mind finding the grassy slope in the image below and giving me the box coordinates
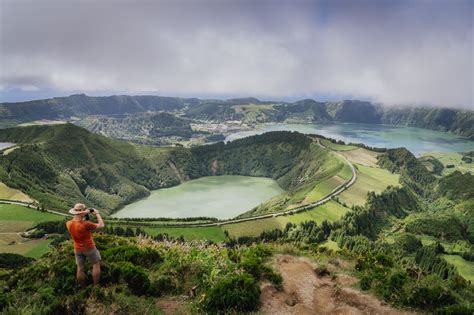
[321,139,357,151]
[442,255,474,282]
[0,182,34,202]
[424,152,474,175]
[340,148,379,167]
[338,164,400,207]
[223,201,350,238]
[303,176,345,202]
[242,145,348,217]
[0,204,63,222]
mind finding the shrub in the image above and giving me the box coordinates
[102,245,162,268]
[148,275,176,297]
[375,271,408,301]
[404,275,456,308]
[202,273,260,313]
[395,233,422,253]
[360,275,372,290]
[437,304,474,315]
[314,264,331,277]
[110,262,150,295]
[0,253,34,269]
[239,256,263,279]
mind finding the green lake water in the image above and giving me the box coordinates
[112,175,284,219]
[114,122,473,219]
[226,123,474,156]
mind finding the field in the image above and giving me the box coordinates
[284,201,350,225]
[0,204,63,257]
[321,139,357,151]
[340,148,380,167]
[423,152,474,175]
[0,204,63,223]
[0,183,35,202]
[442,255,474,282]
[303,176,345,203]
[338,164,400,207]
[223,201,350,238]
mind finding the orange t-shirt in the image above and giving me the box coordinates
[66,220,97,252]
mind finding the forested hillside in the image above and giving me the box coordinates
[1,94,473,138]
[75,112,193,144]
[0,125,332,214]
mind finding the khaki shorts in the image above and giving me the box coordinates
[75,248,101,267]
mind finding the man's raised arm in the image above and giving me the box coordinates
[93,209,105,229]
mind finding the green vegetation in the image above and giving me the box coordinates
[0,204,64,257]
[378,147,436,196]
[24,239,54,258]
[285,201,350,225]
[0,204,63,223]
[419,155,444,175]
[436,171,474,201]
[321,139,357,151]
[0,125,338,215]
[338,164,399,206]
[303,176,344,202]
[442,255,474,282]
[2,94,472,140]
[223,201,349,238]
[142,226,227,243]
[0,234,279,313]
[76,112,193,145]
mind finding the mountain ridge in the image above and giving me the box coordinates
[1,94,473,139]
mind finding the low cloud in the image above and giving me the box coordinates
[0,0,472,108]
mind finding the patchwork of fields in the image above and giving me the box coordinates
[423,152,474,175]
[4,138,470,284]
[223,201,350,238]
[0,204,63,258]
[338,164,400,207]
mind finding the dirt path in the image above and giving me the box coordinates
[260,255,414,315]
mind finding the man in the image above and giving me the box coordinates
[66,203,105,287]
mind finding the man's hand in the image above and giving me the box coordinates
[93,209,105,228]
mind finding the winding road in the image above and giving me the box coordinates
[0,138,357,228]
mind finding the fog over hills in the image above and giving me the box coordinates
[1,94,473,139]
[1,1,472,108]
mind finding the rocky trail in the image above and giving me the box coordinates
[260,254,413,315]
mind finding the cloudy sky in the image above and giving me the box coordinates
[0,0,472,108]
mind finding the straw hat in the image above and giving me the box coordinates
[69,203,89,215]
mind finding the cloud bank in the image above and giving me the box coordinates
[0,0,472,108]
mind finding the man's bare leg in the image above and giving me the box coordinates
[92,262,101,286]
[76,266,86,287]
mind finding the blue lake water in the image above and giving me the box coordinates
[0,143,15,150]
[226,123,474,156]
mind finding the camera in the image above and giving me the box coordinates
[85,208,95,220]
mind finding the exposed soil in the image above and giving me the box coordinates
[260,254,414,315]
[155,296,190,315]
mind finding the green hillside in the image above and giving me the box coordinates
[0,125,335,215]
[76,112,193,144]
[2,94,473,139]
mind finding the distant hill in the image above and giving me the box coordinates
[75,112,193,143]
[0,124,332,213]
[1,94,473,139]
